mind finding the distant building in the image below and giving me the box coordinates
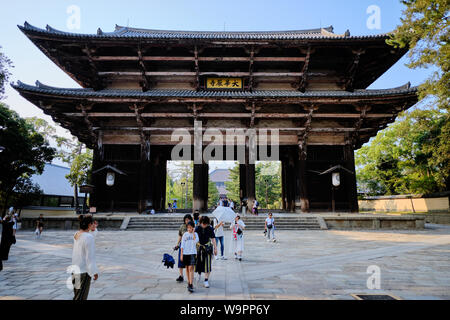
[209,169,230,198]
[28,163,83,208]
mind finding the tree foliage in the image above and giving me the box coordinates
[0,104,55,214]
[356,108,449,195]
[357,0,450,196]
[208,176,219,208]
[166,161,193,209]
[0,46,12,99]
[387,0,449,111]
[225,162,282,209]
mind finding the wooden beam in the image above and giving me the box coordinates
[248,46,255,91]
[98,71,307,77]
[62,112,396,119]
[92,56,306,62]
[298,46,311,92]
[137,45,151,91]
[344,49,365,91]
[194,46,200,91]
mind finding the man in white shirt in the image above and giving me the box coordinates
[72,215,99,300]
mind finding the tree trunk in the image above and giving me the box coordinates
[74,183,79,213]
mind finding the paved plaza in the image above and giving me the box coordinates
[1,224,450,300]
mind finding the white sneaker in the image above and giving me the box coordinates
[215,256,219,260]
[221,256,227,260]
[273,239,276,242]
[204,280,210,288]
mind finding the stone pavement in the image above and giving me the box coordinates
[1,224,450,300]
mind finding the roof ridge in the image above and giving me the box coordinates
[18,22,394,40]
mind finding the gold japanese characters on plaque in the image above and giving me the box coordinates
[205,77,243,89]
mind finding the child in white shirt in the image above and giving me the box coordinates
[180,221,199,293]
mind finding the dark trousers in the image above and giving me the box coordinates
[0,239,12,260]
[72,273,91,300]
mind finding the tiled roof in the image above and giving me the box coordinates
[12,81,417,99]
[19,22,390,40]
[29,163,75,196]
[210,169,231,182]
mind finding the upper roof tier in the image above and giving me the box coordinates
[18,22,406,91]
[20,22,361,40]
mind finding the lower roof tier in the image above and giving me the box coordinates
[12,81,418,150]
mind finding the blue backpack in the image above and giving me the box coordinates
[162,253,175,269]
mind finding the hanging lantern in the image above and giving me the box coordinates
[106,171,115,186]
[332,172,340,187]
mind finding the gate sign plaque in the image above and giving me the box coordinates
[206,77,243,89]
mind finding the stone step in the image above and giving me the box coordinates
[126,216,322,230]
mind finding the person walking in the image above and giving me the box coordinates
[195,216,217,288]
[229,200,235,211]
[174,214,193,283]
[71,214,99,300]
[265,213,276,242]
[252,200,259,216]
[193,211,200,227]
[0,215,15,262]
[230,215,246,261]
[180,221,199,293]
[35,214,44,239]
[213,217,226,260]
[172,200,177,213]
[11,208,20,236]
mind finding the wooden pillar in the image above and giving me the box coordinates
[193,162,208,213]
[294,148,309,213]
[281,158,286,210]
[89,147,101,210]
[239,163,247,203]
[287,150,296,212]
[344,143,359,213]
[161,157,167,212]
[246,163,256,208]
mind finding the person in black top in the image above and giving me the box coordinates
[194,216,217,288]
[0,215,15,262]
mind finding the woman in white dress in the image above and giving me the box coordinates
[229,215,246,261]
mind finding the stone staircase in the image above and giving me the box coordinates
[125,215,326,230]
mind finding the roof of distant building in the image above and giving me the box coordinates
[210,169,231,183]
[29,163,75,197]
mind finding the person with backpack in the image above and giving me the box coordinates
[195,216,217,288]
[180,221,199,293]
[230,215,246,261]
[265,213,276,242]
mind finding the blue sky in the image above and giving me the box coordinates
[0,0,432,170]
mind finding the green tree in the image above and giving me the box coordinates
[208,176,219,208]
[387,0,449,112]
[166,161,193,209]
[224,162,240,202]
[26,117,92,209]
[0,46,12,99]
[255,162,282,209]
[65,150,93,204]
[386,0,450,190]
[0,104,55,215]
[356,108,448,195]
[11,176,42,215]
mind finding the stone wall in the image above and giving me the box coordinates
[359,196,449,213]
